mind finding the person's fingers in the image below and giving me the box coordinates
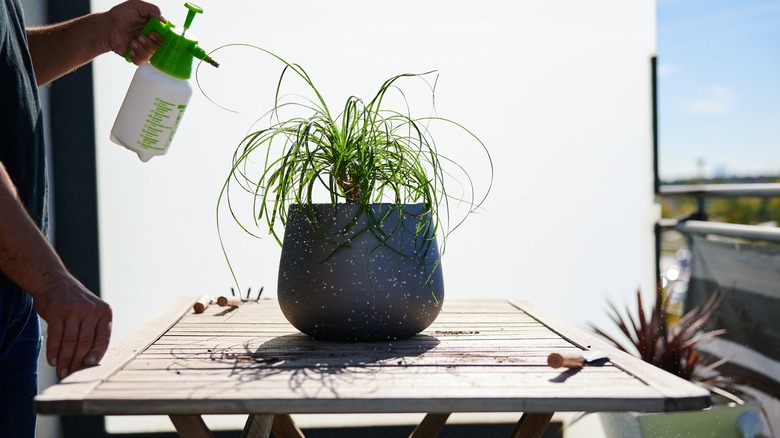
[130,32,162,65]
[69,316,99,375]
[142,32,162,51]
[85,316,112,366]
[105,0,165,59]
[56,317,81,379]
[45,317,64,367]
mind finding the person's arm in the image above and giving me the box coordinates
[27,0,164,85]
[0,164,111,380]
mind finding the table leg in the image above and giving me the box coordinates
[509,412,554,438]
[241,414,305,438]
[409,413,451,438]
[272,414,306,438]
[241,414,273,438]
[169,415,214,438]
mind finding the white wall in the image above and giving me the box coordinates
[92,0,657,431]
[92,0,658,353]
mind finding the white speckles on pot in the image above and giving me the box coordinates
[278,203,444,341]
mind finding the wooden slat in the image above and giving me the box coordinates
[74,393,669,416]
[101,367,640,389]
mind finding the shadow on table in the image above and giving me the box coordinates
[200,333,440,397]
[549,360,610,383]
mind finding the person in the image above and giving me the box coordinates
[1,0,163,435]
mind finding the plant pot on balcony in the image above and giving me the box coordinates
[599,396,763,438]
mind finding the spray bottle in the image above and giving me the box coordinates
[110,3,219,162]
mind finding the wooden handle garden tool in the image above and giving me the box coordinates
[547,350,609,369]
[192,295,212,313]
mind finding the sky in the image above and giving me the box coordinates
[657,0,780,181]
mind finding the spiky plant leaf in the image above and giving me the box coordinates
[592,286,724,380]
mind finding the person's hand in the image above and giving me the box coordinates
[32,277,112,379]
[102,0,165,65]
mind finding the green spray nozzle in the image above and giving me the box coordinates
[127,3,218,79]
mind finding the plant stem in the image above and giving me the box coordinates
[338,170,362,203]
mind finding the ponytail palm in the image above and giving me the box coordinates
[217,46,492,252]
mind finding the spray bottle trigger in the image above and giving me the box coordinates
[123,18,171,63]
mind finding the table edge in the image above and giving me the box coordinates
[509,299,712,412]
[35,295,197,415]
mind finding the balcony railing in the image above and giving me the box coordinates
[654,182,780,280]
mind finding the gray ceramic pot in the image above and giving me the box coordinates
[278,203,444,341]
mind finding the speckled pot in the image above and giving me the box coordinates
[277,203,444,341]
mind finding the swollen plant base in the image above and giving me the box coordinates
[277,203,444,341]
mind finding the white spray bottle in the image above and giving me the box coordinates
[110,3,218,162]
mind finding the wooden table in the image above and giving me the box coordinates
[35,298,710,438]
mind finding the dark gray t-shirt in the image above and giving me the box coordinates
[0,0,48,288]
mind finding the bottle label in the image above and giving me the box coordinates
[137,97,187,150]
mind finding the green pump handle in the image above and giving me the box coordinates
[182,2,203,29]
[124,3,218,79]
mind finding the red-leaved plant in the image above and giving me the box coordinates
[590,286,725,382]
[590,286,775,434]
